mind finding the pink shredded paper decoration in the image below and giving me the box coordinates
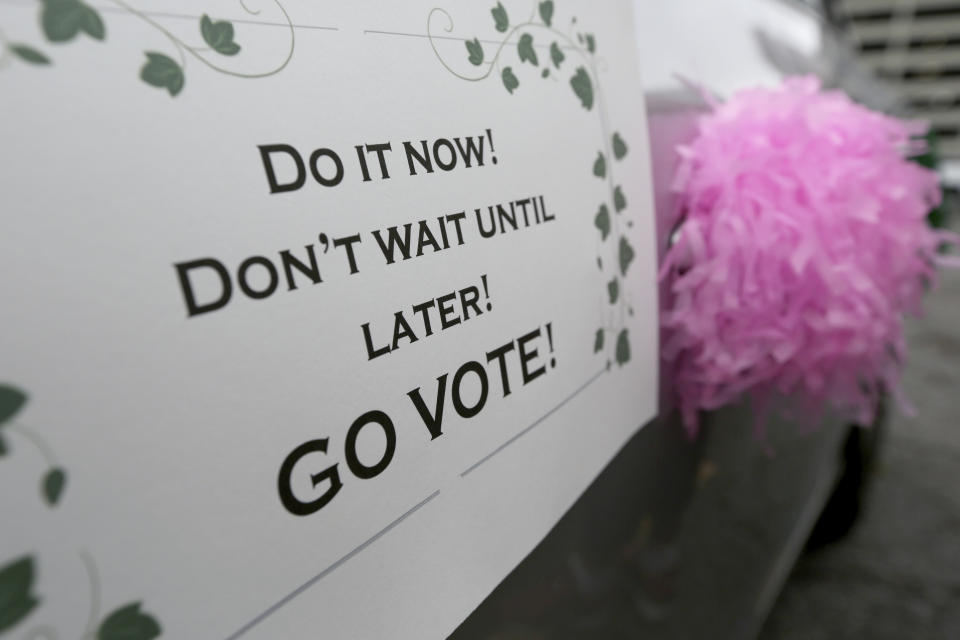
[661,76,957,434]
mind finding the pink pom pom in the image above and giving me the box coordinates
[661,76,955,435]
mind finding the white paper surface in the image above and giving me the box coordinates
[0,2,657,638]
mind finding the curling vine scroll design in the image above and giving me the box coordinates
[428,1,636,366]
[0,0,294,97]
[0,385,162,639]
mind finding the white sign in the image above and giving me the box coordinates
[0,1,657,638]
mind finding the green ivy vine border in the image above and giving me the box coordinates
[0,385,162,639]
[0,0,294,97]
[429,0,637,367]
[0,2,296,634]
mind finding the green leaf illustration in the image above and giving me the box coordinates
[619,235,635,276]
[594,329,604,353]
[612,132,628,159]
[541,68,549,78]
[501,66,519,94]
[614,185,627,212]
[517,33,538,66]
[539,1,554,26]
[40,0,84,42]
[140,52,184,97]
[593,151,606,178]
[97,602,161,640]
[615,329,631,365]
[613,185,627,213]
[491,2,509,32]
[41,0,104,42]
[465,38,484,66]
[607,278,619,304]
[570,66,593,110]
[550,41,564,68]
[10,45,51,65]
[43,468,66,506]
[80,5,104,40]
[0,434,7,457]
[594,204,610,240]
[0,386,27,426]
[200,14,241,56]
[0,556,39,634]
[585,34,596,53]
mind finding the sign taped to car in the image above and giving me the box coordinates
[0,1,657,637]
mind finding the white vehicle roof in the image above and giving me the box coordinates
[634,0,822,96]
